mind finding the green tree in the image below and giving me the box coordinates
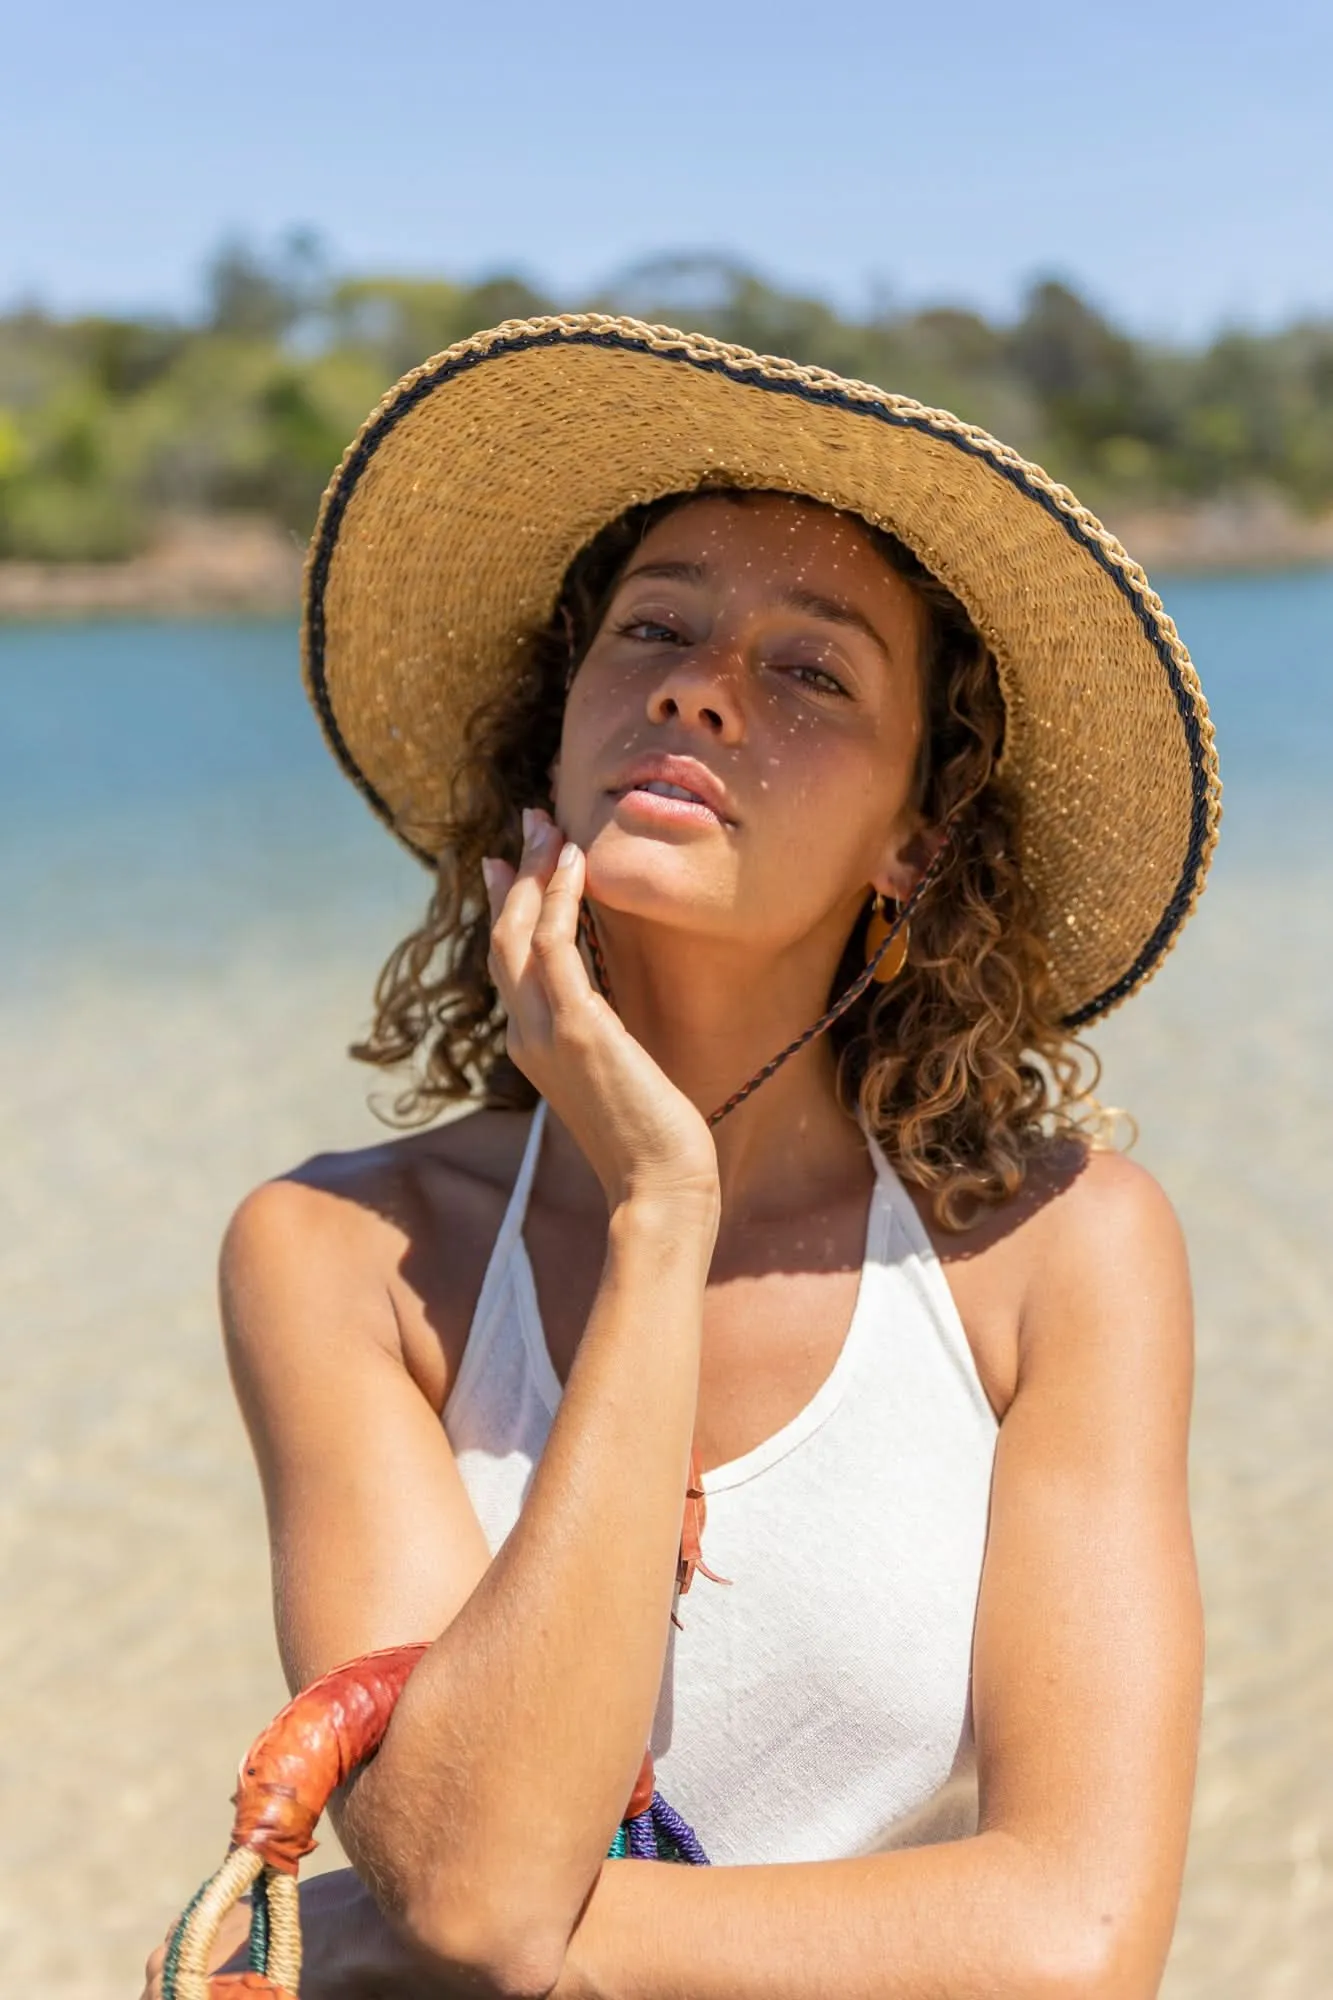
[3,249,1331,565]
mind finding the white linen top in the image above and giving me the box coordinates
[443,1101,998,1864]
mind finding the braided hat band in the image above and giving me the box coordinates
[303,313,1220,1027]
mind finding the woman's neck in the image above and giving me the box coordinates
[548,909,873,1218]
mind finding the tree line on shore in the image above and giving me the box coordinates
[2,235,1331,563]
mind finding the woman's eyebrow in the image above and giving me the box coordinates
[613,565,893,660]
[616,559,707,589]
[781,584,892,659]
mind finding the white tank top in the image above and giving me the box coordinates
[444,1102,999,1865]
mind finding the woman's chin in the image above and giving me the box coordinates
[582,829,729,929]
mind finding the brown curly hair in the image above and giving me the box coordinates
[351,488,1100,1228]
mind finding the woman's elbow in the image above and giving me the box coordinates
[1023,1908,1166,2000]
[400,1878,571,2000]
[988,1829,1174,2000]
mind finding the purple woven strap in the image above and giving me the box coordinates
[650,1790,710,1865]
[620,1790,710,1864]
[624,1808,658,1859]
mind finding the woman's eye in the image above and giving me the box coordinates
[618,618,682,644]
[787,664,849,696]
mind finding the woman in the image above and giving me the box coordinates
[147,316,1218,1999]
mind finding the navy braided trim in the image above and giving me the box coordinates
[305,323,1215,1026]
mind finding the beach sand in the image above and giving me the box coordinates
[2,856,1330,1998]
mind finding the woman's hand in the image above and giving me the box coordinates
[140,1868,444,2000]
[484,808,718,1215]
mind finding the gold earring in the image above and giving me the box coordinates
[865,893,910,985]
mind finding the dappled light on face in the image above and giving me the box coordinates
[548,491,931,956]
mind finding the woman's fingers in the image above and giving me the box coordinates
[482,812,544,1000]
[513,806,561,903]
[480,854,515,926]
[529,840,599,1022]
[141,1940,164,1998]
[485,808,598,1032]
[482,814,608,1094]
[486,809,559,984]
[482,814,718,1208]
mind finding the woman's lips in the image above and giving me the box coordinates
[613,781,728,829]
[607,756,736,828]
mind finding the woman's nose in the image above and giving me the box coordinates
[646,644,744,740]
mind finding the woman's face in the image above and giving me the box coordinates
[553,493,931,958]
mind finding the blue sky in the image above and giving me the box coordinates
[4,0,1331,340]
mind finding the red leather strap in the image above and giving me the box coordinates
[677,1443,730,1596]
[230,1453,728,1866]
[626,1749,656,1819]
[206,1978,299,1999]
[229,1643,429,1873]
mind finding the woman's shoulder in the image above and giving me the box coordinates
[926,1139,1186,1419]
[228,1104,535,1240]
[931,1134,1181,1269]
[1011,1142,1193,1411]
[220,1105,540,1398]
[1022,1140,1184,1271]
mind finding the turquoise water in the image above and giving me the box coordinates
[2,568,1330,985]
[0,620,419,988]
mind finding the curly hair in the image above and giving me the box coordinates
[350,488,1101,1228]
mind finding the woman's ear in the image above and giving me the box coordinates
[872,820,946,904]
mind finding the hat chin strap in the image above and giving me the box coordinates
[576,828,953,1131]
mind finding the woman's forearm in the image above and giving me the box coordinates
[285,1836,1145,2000]
[336,1188,717,1990]
[560,1836,1133,2000]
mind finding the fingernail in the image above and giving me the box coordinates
[521,807,536,844]
[557,841,580,870]
[481,857,497,895]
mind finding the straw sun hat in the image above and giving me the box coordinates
[302,312,1220,1028]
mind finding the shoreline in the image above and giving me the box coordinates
[2,501,1332,620]
[0,516,304,621]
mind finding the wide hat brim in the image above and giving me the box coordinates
[303,313,1220,1028]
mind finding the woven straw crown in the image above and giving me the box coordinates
[303,312,1220,1026]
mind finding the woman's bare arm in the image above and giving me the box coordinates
[223,1178,711,1991]
[541,1151,1201,2000]
[223,819,721,1997]
[218,805,1198,2000]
